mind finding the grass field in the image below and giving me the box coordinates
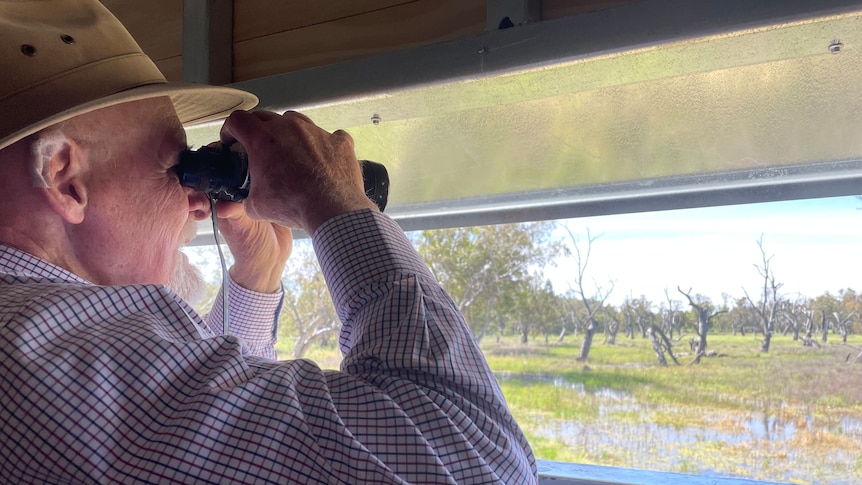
[276,333,862,484]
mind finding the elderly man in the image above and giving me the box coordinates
[0,1,536,484]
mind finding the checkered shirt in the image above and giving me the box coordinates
[0,209,537,484]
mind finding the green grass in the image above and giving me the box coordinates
[486,334,862,483]
[277,333,862,483]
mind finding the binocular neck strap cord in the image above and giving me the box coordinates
[209,196,231,335]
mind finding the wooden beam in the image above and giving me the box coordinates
[233,0,485,82]
[183,0,233,85]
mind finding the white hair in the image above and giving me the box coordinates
[28,102,137,187]
[29,129,69,188]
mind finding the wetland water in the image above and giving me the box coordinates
[497,373,862,484]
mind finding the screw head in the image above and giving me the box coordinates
[828,40,843,54]
[371,114,381,125]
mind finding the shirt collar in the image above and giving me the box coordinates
[0,244,89,284]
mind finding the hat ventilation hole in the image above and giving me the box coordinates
[20,44,36,56]
[60,34,75,45]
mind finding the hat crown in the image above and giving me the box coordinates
[0,0,257,151]
[0,0,163,100]
[0,0,169,147]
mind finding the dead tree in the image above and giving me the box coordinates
[646,324,680,366]
[662,288,684,340]
[623,296,652,339]
[784,296,808,341]
[602,307,621,345]
[557,315,568,343]
[562,226,614,362]
[832,311,856,344]
[802,308,829,345]
[821,312,830,343]
[744,235,784,353]
[620,297,638,339]
[678,287,725,364]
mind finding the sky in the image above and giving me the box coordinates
[543,196,862,306]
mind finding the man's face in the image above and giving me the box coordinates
[69,97,210,292]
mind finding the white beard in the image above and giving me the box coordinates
[168,220,206,304]
[168,250,206,305]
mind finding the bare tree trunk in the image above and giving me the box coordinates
[761,332,772,353]
[475,320,489,343]
[624,311,635,339]
[577,319,596,361]
[603,309,619,346]
[647,326,667,366]
[745,235,784,354]
[678,287,723,364]
[562,226,613,363]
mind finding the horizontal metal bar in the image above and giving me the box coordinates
[385,160,862,232]
[536,460,792,485]
[188,159,862,245]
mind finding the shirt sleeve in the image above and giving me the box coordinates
[314,209,538,481]
[204,275,282,360]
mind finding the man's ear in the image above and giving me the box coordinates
[38,136,88,225]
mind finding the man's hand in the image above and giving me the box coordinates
[215,200,292,293]
[219,110,378,235]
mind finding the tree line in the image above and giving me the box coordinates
[271,222,862,364]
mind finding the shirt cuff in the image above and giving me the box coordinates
[206,276,283,360]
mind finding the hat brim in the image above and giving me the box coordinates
[0,82,258,151]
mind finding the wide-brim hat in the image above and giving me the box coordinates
[0,0,259,151]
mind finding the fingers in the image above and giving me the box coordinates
[213,200,244,219]
[219,216,294,294]
[216,109,374,233]
[220,110,264,147]
[220,110,313,147]
[331,129,355,152]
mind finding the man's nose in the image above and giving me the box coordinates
[187,190,212,221]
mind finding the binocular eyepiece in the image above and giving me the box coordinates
[173,144,389,211]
